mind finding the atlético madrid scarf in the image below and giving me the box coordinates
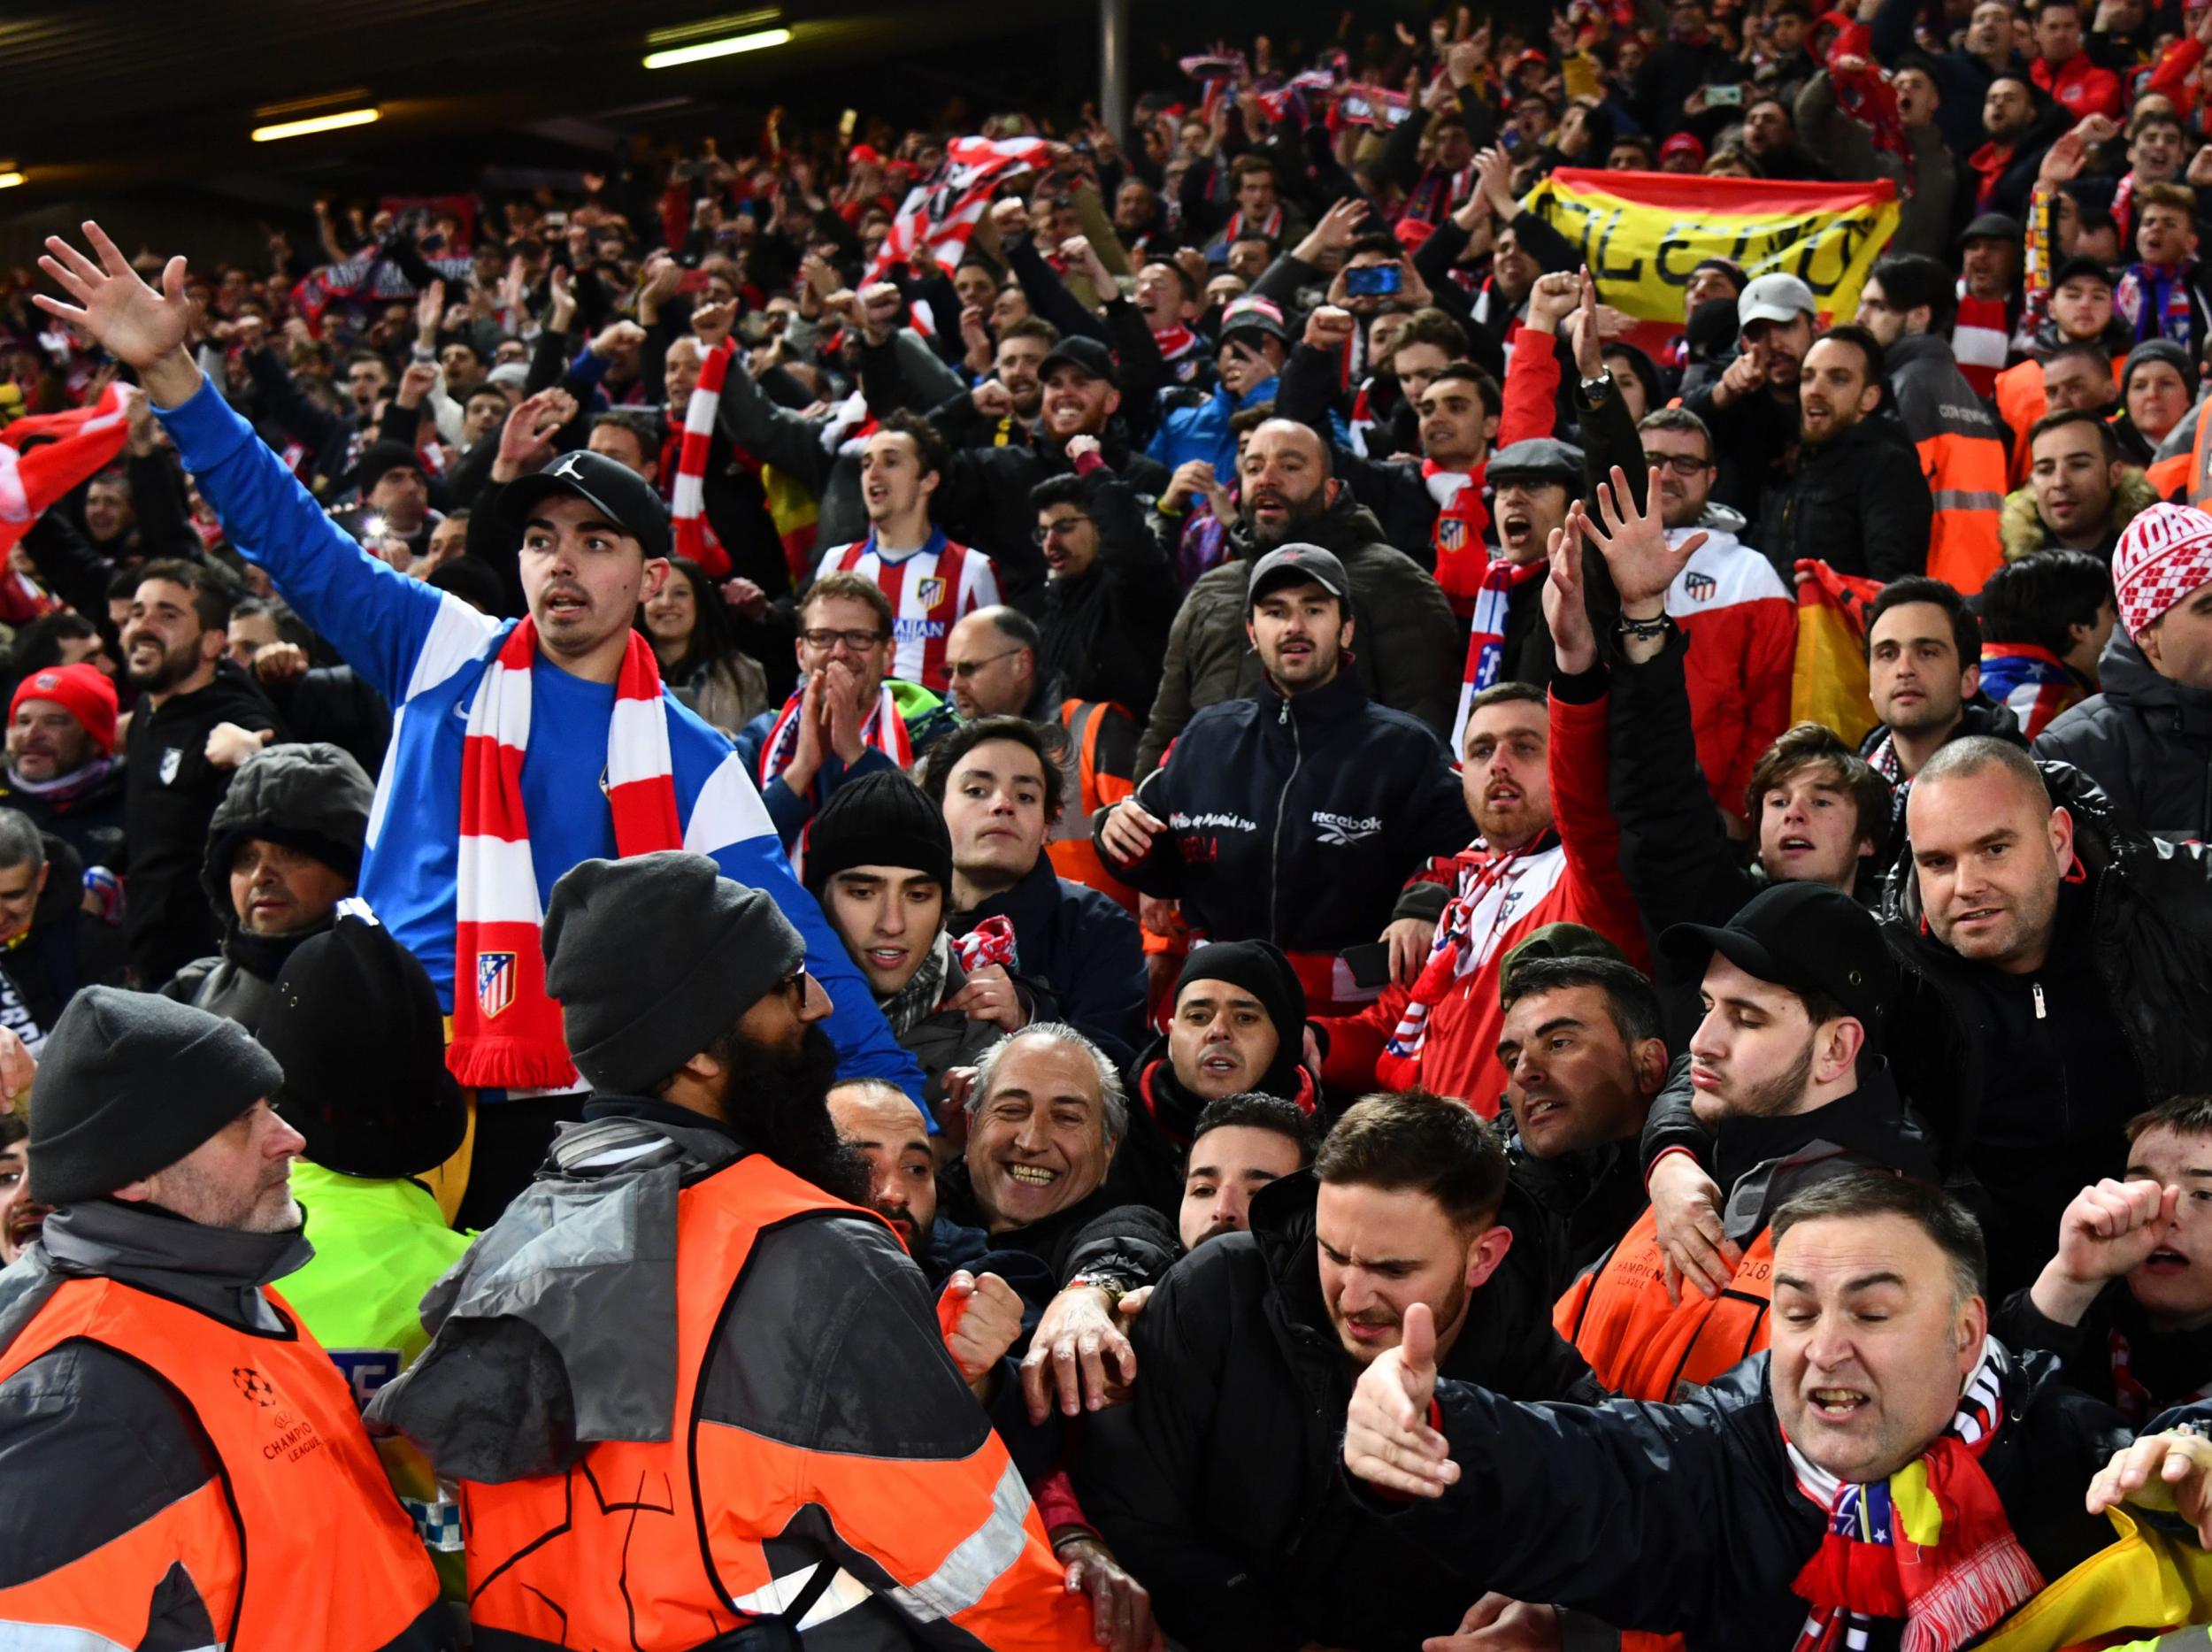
[671,340,734,579]
[1787,1339,2042,1652]
[449,621,685,1091]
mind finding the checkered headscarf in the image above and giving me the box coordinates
[2114,501,2212,640]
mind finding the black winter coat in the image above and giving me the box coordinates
[948,855,1147,1067]
[1011,468,1180,720]
[0,835,124,1053]
[1363,1348,2134,1650]
[1754,415,1933,586]
[2036,634,2212,844]
[1075,1172,1595,1652]
[120,665,282,987]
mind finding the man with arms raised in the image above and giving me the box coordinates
[34,221,918,1224]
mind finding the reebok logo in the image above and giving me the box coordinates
[1313,810,1382,846]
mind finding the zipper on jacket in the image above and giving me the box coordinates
[2032,982,2045,1019]
[1271,699,1302,944]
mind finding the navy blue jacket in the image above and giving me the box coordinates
[1101,669,1471,957]
[949,855,1147,1067]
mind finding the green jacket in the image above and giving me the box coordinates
[285,1161,472,1594]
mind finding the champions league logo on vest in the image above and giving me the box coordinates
[477,950,517,1019]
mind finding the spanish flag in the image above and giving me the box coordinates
[1790,560,1886,749]
[1522,169,1899,353]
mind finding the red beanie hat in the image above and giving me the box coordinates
[11,664,119,757]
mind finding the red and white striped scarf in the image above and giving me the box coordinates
[758,680,913,788]
[1953,287,2010,399]
[671,339,734,578]
[1451,554,1548,750]
[864,135,1052,284]
[951,914,1018,973]
[450,622,686,1092]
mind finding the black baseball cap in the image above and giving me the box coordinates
[1248,543,1350,609]
[1038,335,1120,389]
[1659,882,1896,1048]
[2051,252,2114,289]
[501,448,672,561]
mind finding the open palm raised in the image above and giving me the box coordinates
[35,221,195,380]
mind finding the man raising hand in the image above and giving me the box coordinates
[35,223,920,1221]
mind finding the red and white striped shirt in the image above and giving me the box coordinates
[821,527,1000,694]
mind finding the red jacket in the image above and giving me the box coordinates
[1664,526,1794,821]
[2032,52,2122,118]
[1313,688,1650,1117]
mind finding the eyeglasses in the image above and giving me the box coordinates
[1032,515,1092,545]
[1641,451,1714,476]
[947,649,1024,680]
[776,968,810,1001]
[799,627,887,651]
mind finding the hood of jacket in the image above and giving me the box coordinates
[2094,632,2212,733]
[366,1106,747,1483]
[199,741,373,914]
[2001,467,2158,562]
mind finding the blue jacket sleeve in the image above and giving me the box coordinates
[152,373,453,707]
[709,832,928,1108]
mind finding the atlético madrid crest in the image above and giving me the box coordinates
[915,576,946,609]
[1436,518,1467,553]
[477,951,517,1018]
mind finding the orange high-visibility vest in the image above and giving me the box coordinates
[1553,1206,1778,1402]
[0,1274,440,1649]
[461,1151,1086,1652]
[1047,699,1139,912]
[1918,424,2009,595]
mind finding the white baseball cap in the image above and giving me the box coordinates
[1737,273,1817,328]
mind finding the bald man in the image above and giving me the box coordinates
[1139,419,1458,772]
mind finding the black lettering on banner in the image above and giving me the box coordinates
[1594,207,1644,282]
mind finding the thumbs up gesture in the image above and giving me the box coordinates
[1344,1302,1460,1498]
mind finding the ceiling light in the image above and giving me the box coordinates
[646,9,780,47]
[643,27,790,68]
[251,107,380,142]
[0,171,20,190]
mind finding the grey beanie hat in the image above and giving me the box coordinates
[29,987,285,1208]
[542,851,805,1095]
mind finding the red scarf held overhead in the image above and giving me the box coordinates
[450,623,685,1092]
[671,339,734,578]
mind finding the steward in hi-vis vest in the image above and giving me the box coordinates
[0,987,451,1651]
[371,851,1094,1652]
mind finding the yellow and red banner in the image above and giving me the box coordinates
[1523,169,1900,341]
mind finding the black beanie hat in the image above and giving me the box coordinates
[29,987,284,1208]
[1175,941,1307,1045]
[803,771,954,897]
[257,914,467,1179]
[543,852,804,1095]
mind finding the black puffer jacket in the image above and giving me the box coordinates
[2036,634,2212,844]
[1361,1347,2138,1651]
[1075,1171,1595,1652]
[162,741,373,1029]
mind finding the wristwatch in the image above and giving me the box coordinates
[1578,371,1613,405]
